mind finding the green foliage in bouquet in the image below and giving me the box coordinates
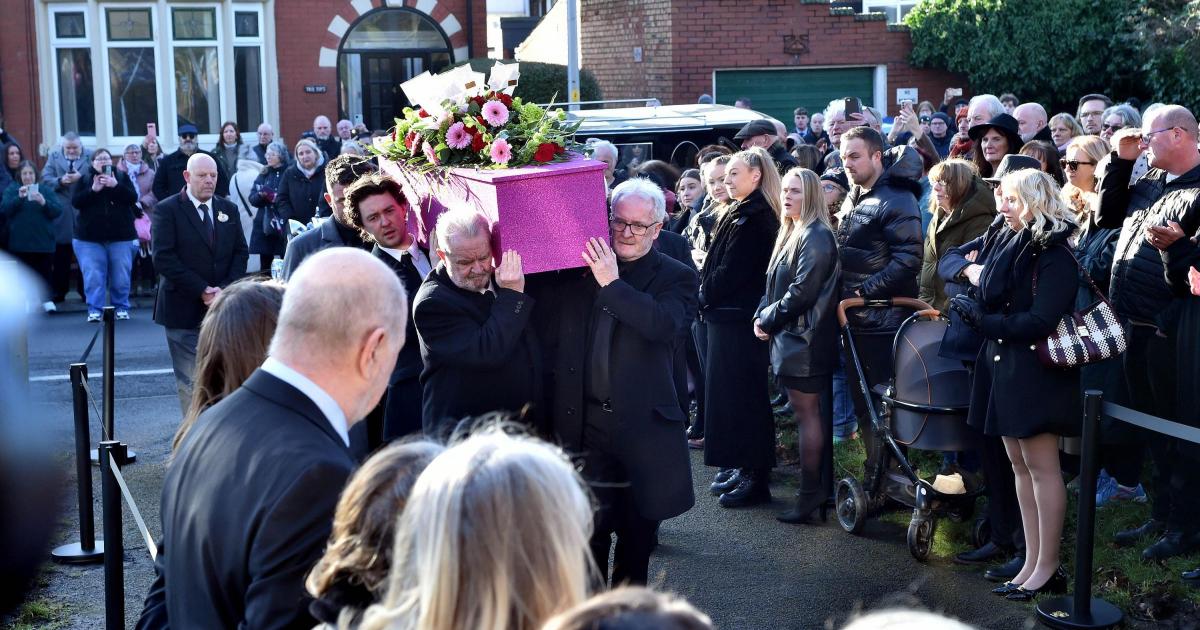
[374,88,583,172]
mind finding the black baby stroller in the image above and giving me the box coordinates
[833,297,988,561]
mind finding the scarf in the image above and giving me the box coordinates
[977,223,1033,309]
[125,162,142,197]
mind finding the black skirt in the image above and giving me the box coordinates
[777,374,830,394]
[702,318,776,469]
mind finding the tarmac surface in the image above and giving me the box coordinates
[16,304,1039,629]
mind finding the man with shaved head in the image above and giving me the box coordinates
[1098,104,1200,562]
[1013,102,1052,144]
[152,152,249,412]
[143,248,403,629]
[312,115,340,161]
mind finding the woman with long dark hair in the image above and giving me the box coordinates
[213,121,252,177]
[754,167,840,523]
[701,146,781,508]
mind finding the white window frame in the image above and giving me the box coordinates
[99,4,165,147]
[230,4,267,145]
[166,3,227,147]
[47,4,98,142]
[862,0,920,24]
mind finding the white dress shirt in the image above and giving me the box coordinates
[259,357,350,447]
[186,189,215,222]
[379,235,433,280]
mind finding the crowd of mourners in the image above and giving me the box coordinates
[4,84,1200,629]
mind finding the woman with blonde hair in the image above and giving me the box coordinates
[542,587,713,630]
[305,440,444,627]
[357,425,593,630]
[918,158,995,313]
[701,146,781,508]
[753,167,840,524]
[1048,113,1085,155]
[171,278,285,451]
[948,169,1080,600]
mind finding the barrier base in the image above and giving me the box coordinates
[1036,596,1123,629]
[51,540,104,564]
[90,448,136,465]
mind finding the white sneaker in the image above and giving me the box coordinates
[42,301,57,313]
[115,310,130,320]
[87,312,101,323]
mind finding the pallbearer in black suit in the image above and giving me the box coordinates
[412,207,542,438]
[152,153,248,413]
[343,174,433,441]
[147,248,407,629]
[560,178,699,586]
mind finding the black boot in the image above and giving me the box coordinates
[1114,518,1165,548]
[719,469,771,508]
[777,470,827,524]
[709,469,741,496]
[1142,531,1200,561]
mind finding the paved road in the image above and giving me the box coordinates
[17,306,1038,629]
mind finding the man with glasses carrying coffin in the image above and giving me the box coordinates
[153,124,231,201]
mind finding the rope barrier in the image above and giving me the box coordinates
[78,328,100,364]
[80,378,112,442]
[106,456,157,560]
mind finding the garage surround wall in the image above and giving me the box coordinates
[580,0,963,117]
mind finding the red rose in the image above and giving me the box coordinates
[417,108,430,118]
[534,142,557,162]
[404,132,419,151]
[471,95,486,107]
[391,129,397,141]
[498,93,514,107]
[476,115,488,128]
[554,143,565,154]
[470,132,485,152]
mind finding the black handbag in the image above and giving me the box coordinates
[1033,246,1127,368]
[939,282,985,362]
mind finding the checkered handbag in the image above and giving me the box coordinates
[1033,247,1127,368]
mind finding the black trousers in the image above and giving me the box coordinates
[12,251,53,297]
[51,242,79,301]
[383,377,423,442]
[584,404,658,586]
[1123,325,1185,529]
[688,320,707,436]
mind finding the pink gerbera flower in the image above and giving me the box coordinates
[446,122,471,149]
[422,141,439,165]
[489,138,511,165]
[481,100,510,127]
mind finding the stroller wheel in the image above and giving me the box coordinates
[835,477,868,535]
[948,500,975,523]
[907,511,936,561]
[971,517,991,549]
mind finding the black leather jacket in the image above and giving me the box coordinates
[836,145,925,329]
[1097,155,1200,327]
[756,222,841,377]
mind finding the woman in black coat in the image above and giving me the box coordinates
[949,169,1080,600]
[700,147,781,508]
[70,149,139,321]
[754,167,840,524]
[277,138,327,226]
[247,142,288,271]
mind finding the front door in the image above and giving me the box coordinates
[360,53,453,131]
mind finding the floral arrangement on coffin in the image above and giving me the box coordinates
[374,62,581,172]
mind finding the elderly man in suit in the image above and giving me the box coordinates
[546,178,699,586]
[40,132,91,303]
[152,153,248,413]
[141,248,405,629]
[412,206,542,438]
[342,173,433,441]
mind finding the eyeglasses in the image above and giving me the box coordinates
[1079,111,1104,119]
[1140,126,1180,143]
[609,218,661,236]
[1059,159,1096,171]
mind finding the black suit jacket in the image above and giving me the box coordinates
[372,245,426,383]
[542,250,698,521]
[143,370,356,629]
[413,265,542,436]
[152,192,248,329]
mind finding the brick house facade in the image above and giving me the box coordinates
[0,0,485,161]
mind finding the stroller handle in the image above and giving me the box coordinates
[837,297,935,327]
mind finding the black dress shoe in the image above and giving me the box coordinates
[709,469,741,496]
[1183,568,1200,585]
[984,554,1025,582]
[1142,531,1200,561]
[1005,567,1068,601]
[719,471,771,508]
[991,581,1022,596]
[954,541,1006,565]
[1114,518,1165,548]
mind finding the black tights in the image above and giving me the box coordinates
[788,388,826,480]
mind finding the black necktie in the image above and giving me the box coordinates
[199,203,215,245]
[397,253,422,299]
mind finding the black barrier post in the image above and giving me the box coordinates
[100,440,127,630]
[1036,390,1123,629]
[91,307,135,464]
[51,363,105,564]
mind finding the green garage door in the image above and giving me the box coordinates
[714,67,875,128]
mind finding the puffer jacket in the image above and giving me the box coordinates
[836,144,925,329]
[1097,155,1200,326]
[918,176,996,312]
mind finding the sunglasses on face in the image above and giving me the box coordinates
[1101,124,1124,132]
[1060,159,1096,170]
[180,133,197,140]
[919,116,932,123]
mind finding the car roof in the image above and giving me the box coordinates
[569,104,770,135]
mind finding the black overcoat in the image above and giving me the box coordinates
[151,192,249,330]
